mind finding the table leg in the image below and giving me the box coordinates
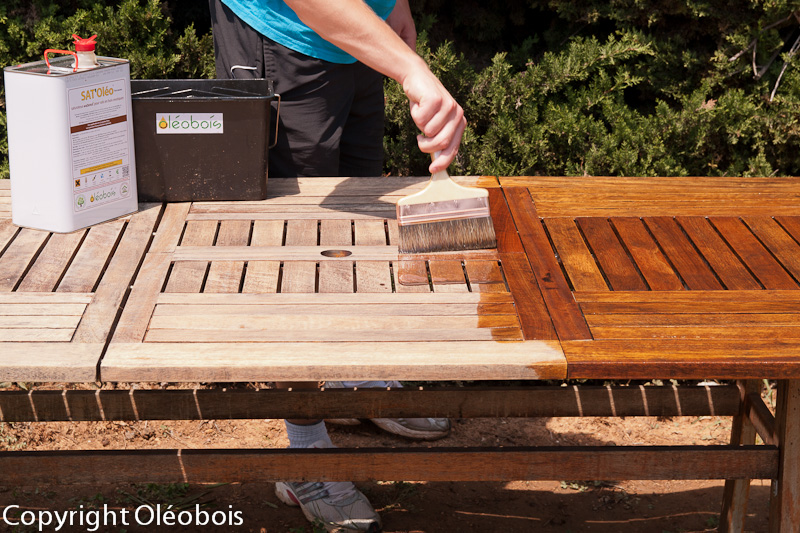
[769,379,800,533]
[720,380,760,533]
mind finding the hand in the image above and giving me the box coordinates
[386,0,416,50]
[402,66,467,173]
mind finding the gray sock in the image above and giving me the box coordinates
[284,420,333,449]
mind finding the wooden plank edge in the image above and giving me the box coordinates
[0,446,778,485]
[0,385,741,422]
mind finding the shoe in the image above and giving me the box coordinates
[324,381,451,441]
[275,441,381,532]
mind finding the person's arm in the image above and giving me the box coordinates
[284,0,465,173]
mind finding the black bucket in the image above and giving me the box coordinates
[131,79,277,202]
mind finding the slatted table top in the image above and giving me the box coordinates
[2,176,800,382]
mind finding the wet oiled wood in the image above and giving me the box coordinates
[102,340,565,381]
[500,253,557,340]
[611,217,684,291]
[745,216,800,283]
[0,445,777,486]
[563,339,800,379]
[711,217,798,290]
[544,218,608,291]
[575,290,800,314]
[502,176,800,217]
[644,217,723,290]
[0,385,740,422]
[576,217,647,291]
[504,188,591,340]
[677,216,761,290]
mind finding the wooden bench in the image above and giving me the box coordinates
[1,175,799,531]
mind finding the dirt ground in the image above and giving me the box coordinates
[0,383,773,533]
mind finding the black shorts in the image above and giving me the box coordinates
[209,0,385,178]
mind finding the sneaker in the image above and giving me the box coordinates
[324,381,451,441]
[275,441,381,532]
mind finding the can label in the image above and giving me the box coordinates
[155,113,224,134]
[68,78,132,213]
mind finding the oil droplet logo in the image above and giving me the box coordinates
[158,117,168,129]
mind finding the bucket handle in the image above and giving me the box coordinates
[44,49,78,72]
[269,92,281,149]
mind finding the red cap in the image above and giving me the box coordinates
[72,34,97,52]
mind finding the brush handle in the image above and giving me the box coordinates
[397,152,487,206]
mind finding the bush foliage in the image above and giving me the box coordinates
[1,0,799,178]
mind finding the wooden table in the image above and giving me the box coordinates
[2,175,800,531]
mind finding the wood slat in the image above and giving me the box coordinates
[0,228,49,291]
[563,338,800,379]
[16,230,86,292]
[320,219,352,246]
[0,219,19,251]
[0,446,777,486]
[147,313,520,332]
[644,217,723,290]
[102,340,565,382]
[0,303,86,316]
[204,220,250,293]
[175,245,401,262]
[157,292,514,305]
[280,261,317,293]
[110,253,172,344]
[393,260,431,293]
[576,217,648,291]
[488,187,524,254]
[165,220,217,293]
[152,303,518,317]
[500,253,557,340]
[57,219,126,293]
[544,218,607,291]
[0,385,740,422]
[0,343,104,382]
[587,313,800,327]
[589,325,800,340]
[745,216,800,283]
[504,187,591,340]
[319,261,354,293]
[285,219,318,246]
[611,217,684,291]
[144,327,523,343]
[677,216,761,290]
[710,216,797,290]
[575,290,800,314]
[354,219,387,246]
[242,220,284,293]
[354,261,392,293]
[429,260,468,293]
[149,203,190,253]
[74,205,161,344]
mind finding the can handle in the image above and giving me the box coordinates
[44,49,78,72]
[269,92,281,149]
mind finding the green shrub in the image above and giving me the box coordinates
[2,0,799,179]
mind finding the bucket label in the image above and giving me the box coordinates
[156,113,223,134]
[68,78,132,213]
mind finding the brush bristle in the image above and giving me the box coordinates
[397,216,497,253]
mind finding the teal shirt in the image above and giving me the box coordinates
[222,0,397,64]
